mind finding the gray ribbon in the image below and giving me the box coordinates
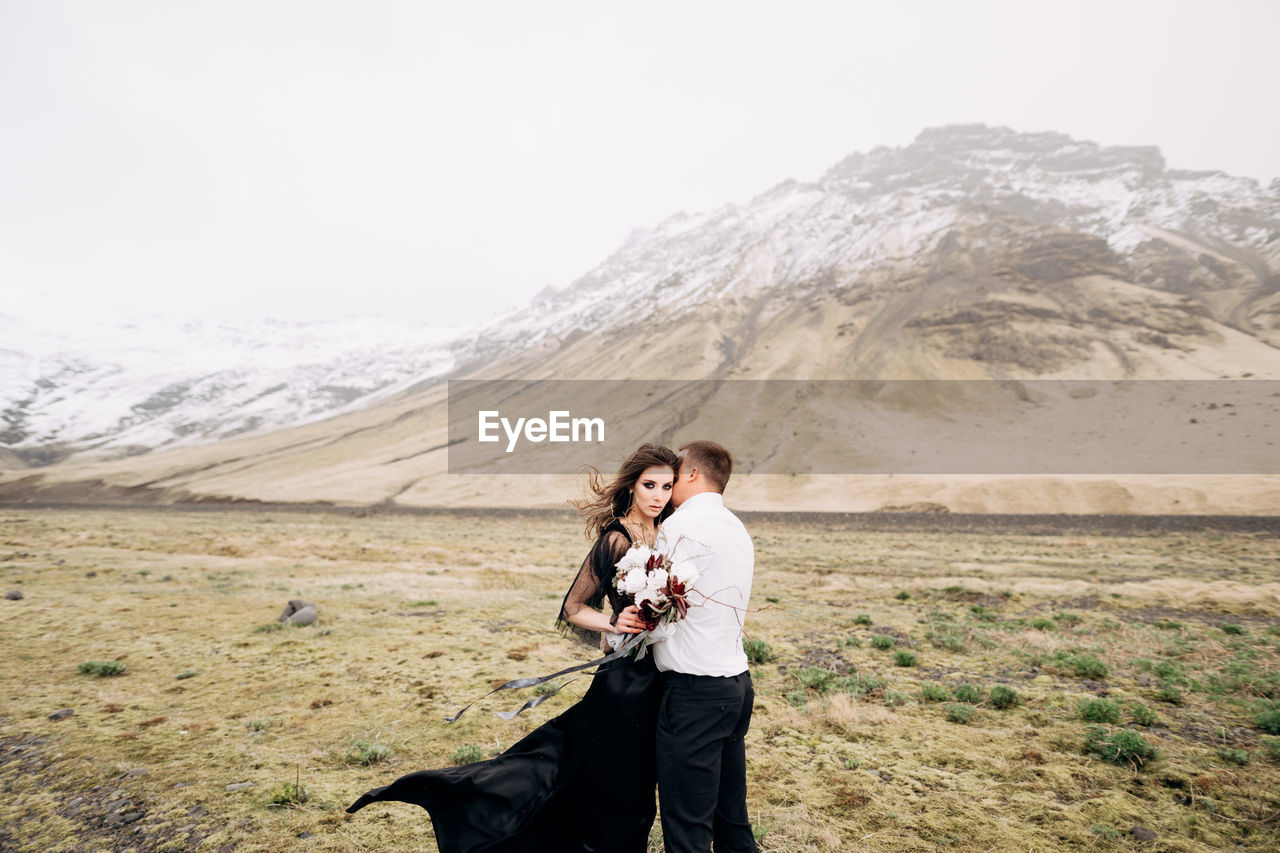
[444,632,646,723]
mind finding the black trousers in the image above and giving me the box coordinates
[655,671,758,853]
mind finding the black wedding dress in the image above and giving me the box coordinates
[347,520,661,853]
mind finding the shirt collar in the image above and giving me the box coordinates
[675,491,723,513]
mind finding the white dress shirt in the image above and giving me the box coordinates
[651,491,753,676]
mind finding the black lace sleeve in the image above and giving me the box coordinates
[556,524,632,646]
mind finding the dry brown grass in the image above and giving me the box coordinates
[0,508,1278,851]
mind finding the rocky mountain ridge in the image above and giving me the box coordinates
[3,123,1279,514]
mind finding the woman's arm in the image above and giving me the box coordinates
[560,530,643,634]
[566,602,642,634]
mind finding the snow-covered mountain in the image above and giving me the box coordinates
[501,124,1279,354]
[4,124,1279,471]
[0,314,461,466]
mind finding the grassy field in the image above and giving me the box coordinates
[1,506,1278,852]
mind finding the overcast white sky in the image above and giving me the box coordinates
[2,0,1277,330]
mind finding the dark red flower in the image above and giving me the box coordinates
[637,600,662,632]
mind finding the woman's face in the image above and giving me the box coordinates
[630,465,675,520]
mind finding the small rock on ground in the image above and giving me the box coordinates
[279,599,316,622]
[287,605,318,626]
[48,708,74,721]
[225,782,256,792]
[1132,826,1158,841]
[5,590,23,600]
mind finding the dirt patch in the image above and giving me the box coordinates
[1052,595,1102,611]
[2,498,1279,537]
[0,734,201,852]
[792,645,855,674]
[936,588,1007,608]
[1124,606,1280,629]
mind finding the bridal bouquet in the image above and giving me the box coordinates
[612,544,700,632]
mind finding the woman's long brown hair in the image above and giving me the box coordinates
[570,442,680,539]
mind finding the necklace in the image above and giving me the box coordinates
[620,513,656,547]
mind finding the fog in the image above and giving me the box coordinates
[2,0,1276,330]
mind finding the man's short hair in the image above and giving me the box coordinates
[679,440,733,493]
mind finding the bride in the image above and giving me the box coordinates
[346,442,681,853]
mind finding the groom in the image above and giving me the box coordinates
[652,440,758,853]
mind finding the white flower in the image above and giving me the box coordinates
[615,545,651,574]
[635,587,665,609]
[620,567,648,595]
[671,560,699,587]
[649,568,669,591]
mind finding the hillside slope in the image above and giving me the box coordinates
[4,125,1279,513]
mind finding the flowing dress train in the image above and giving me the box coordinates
[347,521,659,853]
